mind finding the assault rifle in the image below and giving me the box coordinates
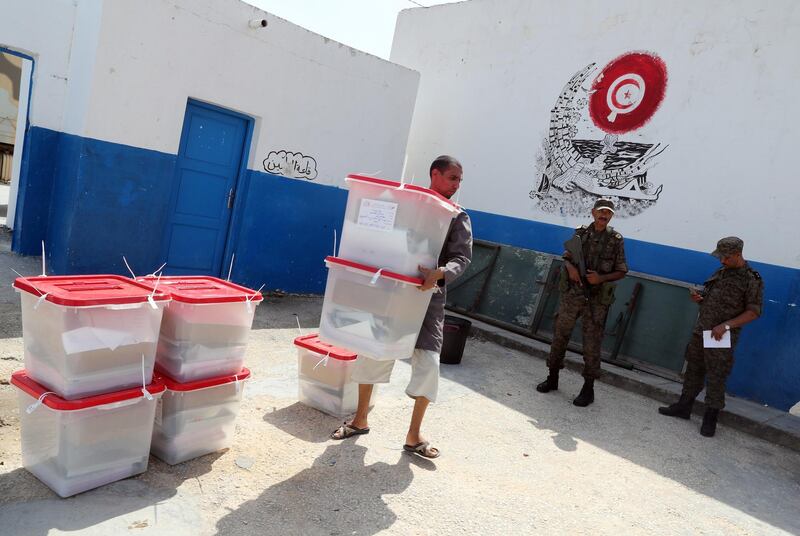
[564,235,591,304]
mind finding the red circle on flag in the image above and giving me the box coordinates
[589,52,667,134]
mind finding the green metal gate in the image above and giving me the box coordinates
[446,239,698,379]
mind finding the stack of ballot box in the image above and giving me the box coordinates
[138,276,262,465]
[310,174,459,412]
[11,275,170,497]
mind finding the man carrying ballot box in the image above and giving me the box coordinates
[659,236,763,437]
[331,155,473,459]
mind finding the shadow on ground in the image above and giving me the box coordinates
[439,341,800,534]
[215,441,434,536]
[263,402,343,444]
[0,452,225,535]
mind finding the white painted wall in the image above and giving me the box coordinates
[82,0,420,184]
[392,0,800,269]
[0,0,102,135]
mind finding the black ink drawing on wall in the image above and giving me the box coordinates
[531,52,668,217]
[263,150,318,180]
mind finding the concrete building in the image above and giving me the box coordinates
[0,0,419,290]
[1,0,797,411]
[391,0,800,410]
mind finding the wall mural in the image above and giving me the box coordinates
[531,52,668,217]
[263,150,318,180]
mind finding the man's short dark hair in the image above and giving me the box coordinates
[429,155,462,177]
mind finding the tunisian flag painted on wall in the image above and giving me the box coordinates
[589,52,668,134]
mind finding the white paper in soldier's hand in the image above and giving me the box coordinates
[703,330,731,348]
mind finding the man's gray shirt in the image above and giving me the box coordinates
[415,209,473,353]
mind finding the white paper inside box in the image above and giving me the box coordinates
[150,370,248,465]
[318,258,433,360]
[133,276,263,384]
[12,372,162,498]
[19,292,165,399]
[298,378,362,419]
[151,425,231,466]
[156,336,246,383]
[338,175,458,277]
[294,334,372,418]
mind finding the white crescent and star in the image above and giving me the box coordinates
[606,73,646,122]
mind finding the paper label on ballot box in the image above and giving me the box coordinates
[357,199,398,232]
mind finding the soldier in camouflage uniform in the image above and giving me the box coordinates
[659,236,763,437]
[536,198,628,407]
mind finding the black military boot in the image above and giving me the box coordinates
[572,378,594,407]
[700,408,720,437]
[536,369,559,393]
[658,393,695,420]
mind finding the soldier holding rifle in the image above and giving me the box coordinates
[536,198,628,406]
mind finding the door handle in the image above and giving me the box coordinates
[227,188,235,209]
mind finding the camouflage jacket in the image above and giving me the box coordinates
[562,223,628,296]
[695,263,763,333]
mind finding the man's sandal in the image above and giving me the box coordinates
[403,441,440,459]
[330,423,370,440]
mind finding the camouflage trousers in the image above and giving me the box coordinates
[547,292,610,379]
[681,332,736,409]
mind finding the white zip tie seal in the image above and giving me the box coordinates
[122,255,136,279]
[293,314,303,337]
[245,283,265,314]
[41,240,47,277]
[26,391,55,414]
[140,354,153,401]
[145,262,167,278]
[34,293,50,310]
[314,351,331,370]
[370,269,384,286]
[227,253,235,282]
[147,272,163,310]
[11,269,49,309]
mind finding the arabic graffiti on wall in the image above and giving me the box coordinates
[263,150,318,180]
[531,51,669,217]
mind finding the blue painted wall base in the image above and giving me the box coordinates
[11,127,800,411]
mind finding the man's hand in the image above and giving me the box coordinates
[418,265,444,291]
[689,288,704,303]
[565,262,582,286]
[585,270,603,286]
[711,324,728,341]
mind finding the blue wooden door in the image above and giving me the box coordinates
[163,101,250,275]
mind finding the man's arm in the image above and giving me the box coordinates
[419,211,473,291]
[564,257,582,285]
[586,270,626,285]
[710,310,759,340]
[710,275,763,340]
[586,235,628,285]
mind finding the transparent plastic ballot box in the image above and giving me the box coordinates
[150,368,250,465]
[294,333,368,418]
[338,174,460,277]
[13,275,170,400]
[138,276,263,383]
[11,369,164,498]
[318,257,434,360]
